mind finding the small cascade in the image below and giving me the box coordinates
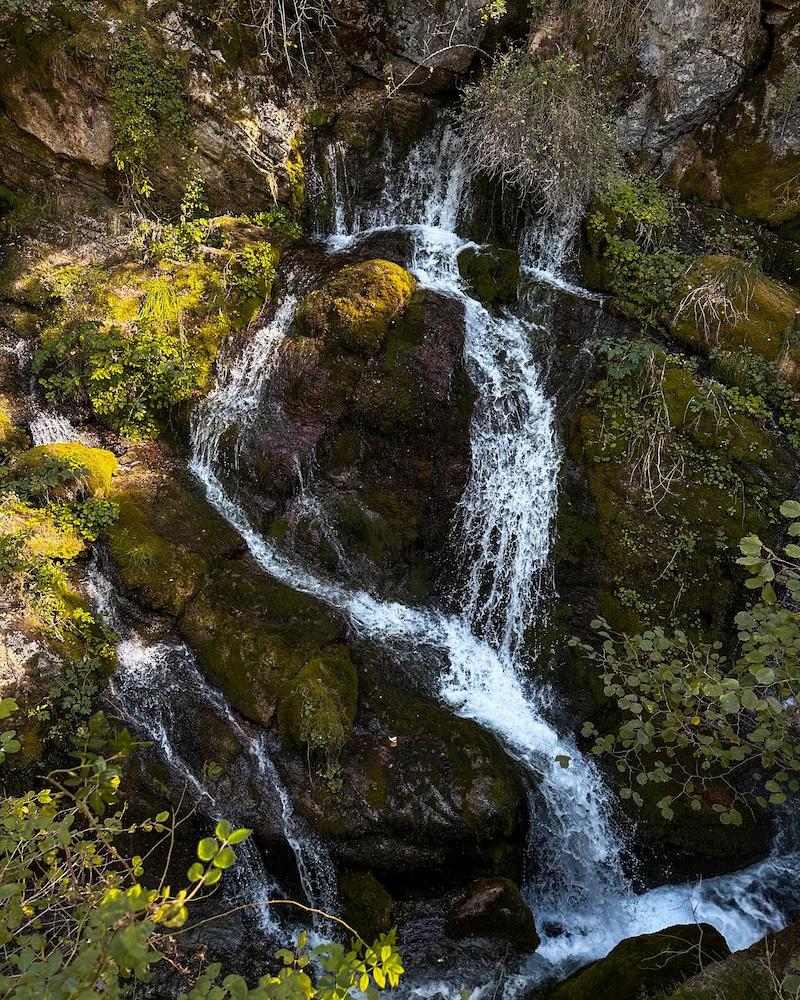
[85,560,337,933]
[29,410,82,446]
[192,295,298,473]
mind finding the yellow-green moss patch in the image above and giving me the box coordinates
[11,443,118,499]
[671,255,800,381]
[297,260,417,356]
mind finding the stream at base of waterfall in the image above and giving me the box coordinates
[65,125,799,996]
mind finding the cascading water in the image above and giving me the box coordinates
[187,125,799,990]
[84,557,338,934]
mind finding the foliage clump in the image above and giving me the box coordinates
[574,500,800,826]
[109,29,191,198]
[0,693,405,998]
[32,225,282,438]
[460,52,621,221]
[587,175,689,322]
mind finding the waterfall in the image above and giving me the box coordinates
[189,130,630,969]
[85,559,338,932]
[29,410,82,446]
[186,126,798,988]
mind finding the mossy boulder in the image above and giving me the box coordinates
[107,485,213,618]
[546,924,730,1000]
[10,443,118,499]
[277,644,358,756]
[181,562,346,726]
[296,260,417,356]
[340,871,394,942]
[670,256,800,382]
[665,921,800,999]
[106,450,348,726]
[446,878,540,952]
[457,245,520,307]
[291,674,526,871]
[0,401,28,456]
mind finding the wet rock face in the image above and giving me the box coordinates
[621,0,767,155]
[663,2,800,228]
[446,877,540,952]
[106,447,526,877]
[234,256,475,603]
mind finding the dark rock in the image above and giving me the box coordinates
[340,871,394,941]
[234,257,475,603]
[446,877,540,952]
[546,923,730,1000]
[665,919,800,998]
[457,245,520,307]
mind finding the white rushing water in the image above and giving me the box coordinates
[187,127,798,989]
[85,559,338,934]
[29,410,83,446]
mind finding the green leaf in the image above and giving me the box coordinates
[188,863,205,882]
[214,819,232,841]
[213,846,236,870]
[197,837,217,861]
[227,827,252,845]
[720,693,740,715]
[780,500,800,519]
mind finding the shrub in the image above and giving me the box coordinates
[35,319,200,438]
[574,500,800,825]
[459,51,621,221]
[0,699,405,998]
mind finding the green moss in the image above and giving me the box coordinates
[107,454,348,725]
[340,871,394,942]
[296,260,416,356]
[286,136,306,215]
[106,486,207,617]
[716,137,800,227]
[180,562,342,725]
[11,443,118,499]
[457,245,520,306]
[547,924,729,1000]
[0,498,84,562]
[277,644,358,758]
[0,401,28,456]
[671,256,800,379]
